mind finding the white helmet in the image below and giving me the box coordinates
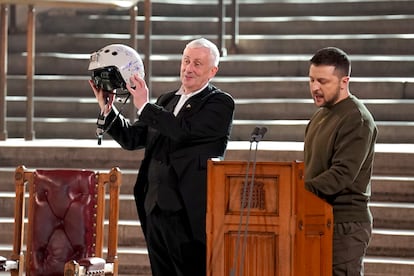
[88,44,145,92]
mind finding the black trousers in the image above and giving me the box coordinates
[333,222,372,276]
[145,206,206,276]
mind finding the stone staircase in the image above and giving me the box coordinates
[1,0,414,275]
[5,0,414,142]
[0,141,413,275]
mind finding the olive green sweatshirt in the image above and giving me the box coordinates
[304,94,378,224]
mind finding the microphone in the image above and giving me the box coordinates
[250,126,268,142]
[256,126,268,142]
[249,126,260,142]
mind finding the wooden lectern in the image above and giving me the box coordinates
[206,159,333,276]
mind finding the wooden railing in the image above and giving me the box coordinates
[0,0,239,141]
[218,0,239,56]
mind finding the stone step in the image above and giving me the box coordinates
[6,97,414,122]
[0,218,414,252]
[1,224,413,275]
[1,239,414,275]
[364,256,414,276]
[1,195,413,234]
[169,55,414,78]
[0,140,413,176]
[368,228,414,258]
[231,120,414,144]
[232,34,414,56]
[234,16,414,35]
[4,118,414,143]
[371,202,414,229]
[371,175,414,203]
[145,1,414,18]
[7,53,414,78]
[0,167,139,195]
[224,142,414,177]
[370,201,414,230]
[2,169,414,202]
[35,10,414,36]
[1,169,412,204]
[59,0,414,19]
[6,75,414,100]
[10,33,414,55]
[5,185,414,219]
[0,139,144,171]
[0,216,413,267]
[0,140,413,275]
[233,98,414,121]
[1,249,413,276]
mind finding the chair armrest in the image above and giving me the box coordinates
[0,256,5,271]
[0,256,19,271]
[64,257,107,275]
[78,257,106,271]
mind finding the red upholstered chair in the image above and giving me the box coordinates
[0,165,122,276]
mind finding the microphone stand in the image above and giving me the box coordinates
[230,127,267,276]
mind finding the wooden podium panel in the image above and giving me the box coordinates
[206,160,332,276]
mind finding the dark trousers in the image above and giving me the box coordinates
[145,206,206,276]
[333,222,372,276]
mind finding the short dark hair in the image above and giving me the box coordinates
[310,47,351,77]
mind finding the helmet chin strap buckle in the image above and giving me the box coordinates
[94,93,131,146]
[97,131,103,145]
[96,113,106,145]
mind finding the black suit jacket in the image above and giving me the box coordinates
[105,84,235,243]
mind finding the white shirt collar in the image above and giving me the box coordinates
[175,82,209,97]
[173,83,209,116]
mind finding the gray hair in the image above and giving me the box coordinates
[185,38,220,67]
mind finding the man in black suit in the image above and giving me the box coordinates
[89,38,235,276]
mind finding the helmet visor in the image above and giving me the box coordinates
[91,66,126,92]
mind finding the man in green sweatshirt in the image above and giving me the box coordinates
[304,47,378,276]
